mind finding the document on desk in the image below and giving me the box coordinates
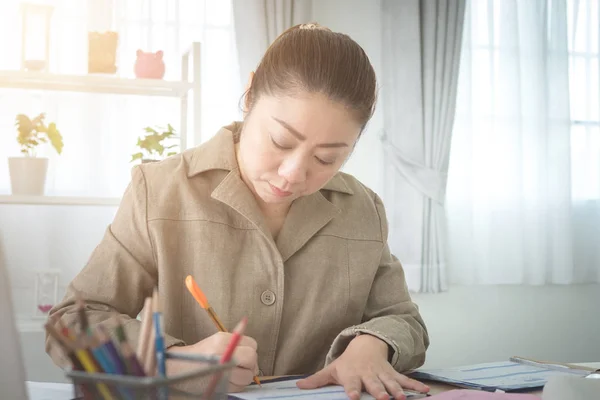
[26,381,74,400]
[228,378,428,399]
[409,361,575,391]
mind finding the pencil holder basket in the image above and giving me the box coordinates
[65,352,234,399]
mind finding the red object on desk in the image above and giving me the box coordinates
[428,389,540,399]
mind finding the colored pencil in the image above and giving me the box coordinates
[136,297,153,365]
[153,289,166,376]
[203,317,248,400]
[153,288,168,400]
[112,316,146,377]
[185,274,261,386]
[185,275,226,331]
[75,291,89,335]
[45,318,98,399]
[94,326,126,375]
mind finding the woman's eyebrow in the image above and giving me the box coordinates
[272,117,349,148]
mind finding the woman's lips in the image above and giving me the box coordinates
[269,183,293,197]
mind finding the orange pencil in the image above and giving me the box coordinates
[185,275,261,386]
[185,275,226,331]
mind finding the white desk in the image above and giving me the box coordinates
[26,363,600,399]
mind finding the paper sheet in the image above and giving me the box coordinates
[409,361,575,391]
[26,381,75,400]
[228,378,428,399]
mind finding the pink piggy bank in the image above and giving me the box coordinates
[134,50,165,79]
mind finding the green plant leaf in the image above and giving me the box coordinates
[131,152,144,162]
[15,115,33,156]
[135,124,179,160]
[46,122,64,155]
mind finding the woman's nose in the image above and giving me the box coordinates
[278,154,308,184]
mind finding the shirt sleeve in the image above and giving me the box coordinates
[325,193,430,372]
[45,165,185,369]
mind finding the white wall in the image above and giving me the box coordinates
[412,284,600,368]
[1,205,115,383]
[313,0,385,198]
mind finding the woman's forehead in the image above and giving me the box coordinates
[253,93,362,140]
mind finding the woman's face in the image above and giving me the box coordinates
[236,92,362,206]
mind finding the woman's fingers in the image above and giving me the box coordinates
[379,372,406,400]
[396,375,430,393]
[228,346,258,387]
[232,345,258,370]
[363,374,393,400]
[230,365,255,388]
[339,374,362,400]
[238,335,258,350]
[296,366,334,389]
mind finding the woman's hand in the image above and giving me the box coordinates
[166,332,259,393]
[296,334,429,400]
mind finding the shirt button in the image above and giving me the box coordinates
[260,290,276,306]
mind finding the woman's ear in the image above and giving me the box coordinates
[243,71,255,116]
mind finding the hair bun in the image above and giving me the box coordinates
[298,23,331,32]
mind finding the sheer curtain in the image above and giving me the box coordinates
[0,0,241,198]
[381,0,466,293]
[446,0,600,285]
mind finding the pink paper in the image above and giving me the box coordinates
[428,389,540,399]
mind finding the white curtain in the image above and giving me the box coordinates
[232,0,312,85]
[446,0,600,285]
[381,0,466,293]
[0,0,241,198]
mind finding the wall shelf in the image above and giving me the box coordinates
[0,195,121,206]
[0,70,193,97]
[0,42,201,203]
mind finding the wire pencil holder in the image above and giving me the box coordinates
[65,352,235,400]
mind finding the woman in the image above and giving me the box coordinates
[46,23,430,400]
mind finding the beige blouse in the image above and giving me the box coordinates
[46,122,429,376]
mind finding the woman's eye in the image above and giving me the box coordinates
[315,156,335,166]
[271,136,292,150]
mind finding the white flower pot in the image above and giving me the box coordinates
[8,157,49,195]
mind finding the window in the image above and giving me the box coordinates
[446,0,600,285]
[568,0,600,200]
[0,0,241,198]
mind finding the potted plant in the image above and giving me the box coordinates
[131,124,178,163]
[8,113,63,195]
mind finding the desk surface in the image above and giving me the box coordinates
[27,362,600,399]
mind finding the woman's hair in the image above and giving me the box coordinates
[245,23,377,132]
